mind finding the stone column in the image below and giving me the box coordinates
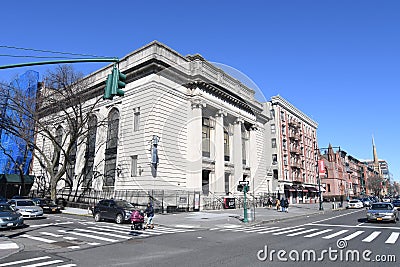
[187,98,204,191]
[233,118,243,189]
[249,124,258,194]
[212,110,226,195]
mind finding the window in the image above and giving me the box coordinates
[271,138,276,148]
[273,169,278,179]
[281,111,285,121]
[327,184,331,192]
[53,126,63,173]
[133,108,140,132]
[224,130,230,161]
[202,118,210,157]
[66,139,77,188]
[104,108,119,186]
[84,115,97,188]
[272,154,278,165]
[270,124,276,134]
[242,129,248,165]
[131,155,138,177]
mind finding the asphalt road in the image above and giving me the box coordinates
[0,208,399,266]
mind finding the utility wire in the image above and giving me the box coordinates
[0,54,105,60]
[0,45,110,58]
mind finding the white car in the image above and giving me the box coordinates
[8,199,44,218]
[347,199,364,209]
[382,197,391,203]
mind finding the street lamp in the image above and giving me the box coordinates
[314,142,324,211]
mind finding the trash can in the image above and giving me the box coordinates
[223,197,236,209]
[248,208,255,222]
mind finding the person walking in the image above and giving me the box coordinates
[144,203,154,229]
[267,197,272,208]
[281,197,285,212]
[276,198,281,211]
[284,198,289,213]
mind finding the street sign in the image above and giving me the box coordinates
[239,181,249,185]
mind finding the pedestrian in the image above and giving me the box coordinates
[281,197,285,212]
[276,198,280,211]
[284,198,289,213]
[267,197,272,208]
[144,203,154,229]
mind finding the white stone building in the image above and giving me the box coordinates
[31,41,271,209]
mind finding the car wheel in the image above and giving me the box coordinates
[115,214,124,224]
[94,213,101,222]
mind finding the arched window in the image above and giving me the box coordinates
[84,115,97,188]
[104,108,119,187]
[53,125,63,173]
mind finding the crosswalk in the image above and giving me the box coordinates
[212,224,400,245]
[15,223,195,250]
[0,256,76,267]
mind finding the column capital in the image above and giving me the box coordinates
[191,97,206,109]
[234,118,244,125]
[216,109,227,117]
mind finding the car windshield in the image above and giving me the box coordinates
[350,200,359,203]
[16,200,35,206]
[371,204,392,210]
[0,204,14,212]
[115,201,134,209]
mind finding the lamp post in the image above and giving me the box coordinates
[314,141,324,211]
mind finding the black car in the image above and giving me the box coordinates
[32,198,62,213]
[92,199,135,224]
[392,199,400,210]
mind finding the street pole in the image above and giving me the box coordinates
[317,170,323,211]
[243,185,248,223]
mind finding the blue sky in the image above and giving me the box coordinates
[1,0,399,181]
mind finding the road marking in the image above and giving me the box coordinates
[362,231,381,242]
[63,236,78,240]
[273,228,306,236]
[56,264,77,267]
[287,228,319,237]
[67,246,81,249]
[0,242,19,250]
[304,229,333,237]
[57,230,119,242]
[310,210,364,224]
[29,222,73,228]
[322,230,349,239]
[341,231,364,240]
[74,228,131,239]
[385,232,399,244]
[246,226,277,233]
[87,226,128,234]
[0,257,51,267]
[307,223,400,230]
[258,226,301,234]
[20,234,57,243]
[22,259,64,267]
[39,232,63,237]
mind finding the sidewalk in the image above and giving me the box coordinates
[61,202,344,229]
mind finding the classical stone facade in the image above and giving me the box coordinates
[31,41,271,209]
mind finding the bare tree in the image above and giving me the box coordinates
[367,174,384,197]
[1,65,107,201]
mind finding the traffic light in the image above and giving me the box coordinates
[111,66,126,97]
[237,184,243,192]
[103,66,126,100]
[103,74,114,100]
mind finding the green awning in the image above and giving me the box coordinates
[0,174,35,184]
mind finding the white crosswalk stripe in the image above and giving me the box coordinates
[214,224,400,245]
[0,256,76,267]
[385,232,399,244]
[322,230,349,239]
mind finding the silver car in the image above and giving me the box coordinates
[0,203,24,229]
[8,199,44,218]
[367,202,398,223]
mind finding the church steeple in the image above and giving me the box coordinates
[372,135,381,175]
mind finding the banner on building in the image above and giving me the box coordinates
[318,160,325,176]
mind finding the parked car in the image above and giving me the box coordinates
[92,199,135,224]
[347,199,364,209]
[392,199,400,210]
[32,198,62,213]
[8,199,44,218]
[0,203,24,229]
[367,202,398,223]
